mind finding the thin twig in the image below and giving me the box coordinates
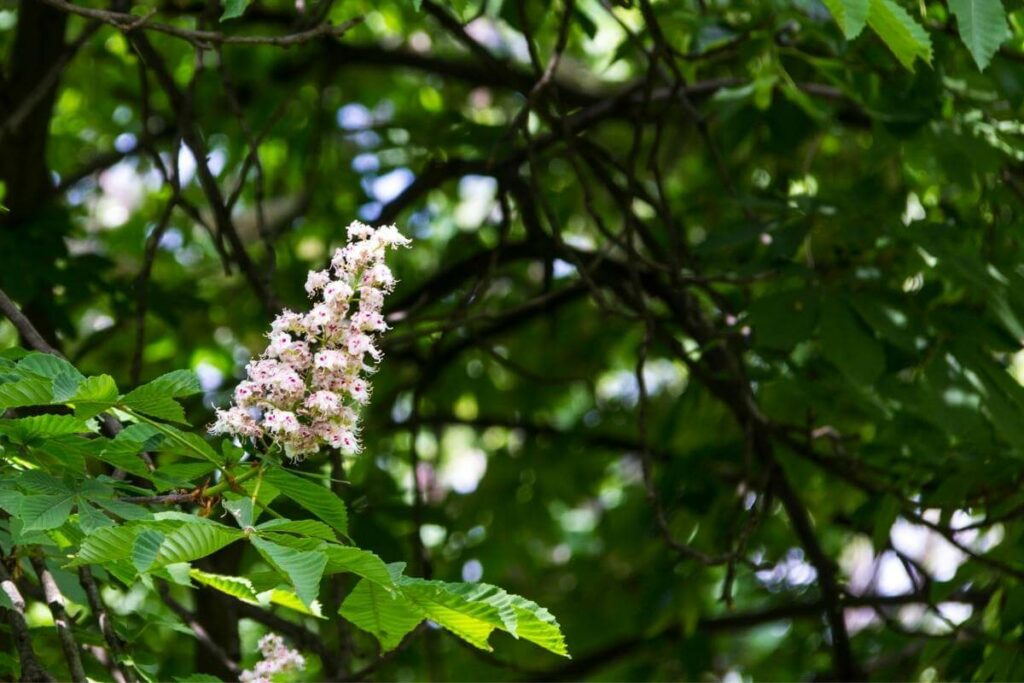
[35,0,362,49]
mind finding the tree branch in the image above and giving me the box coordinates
[30,556,86,683]
[35,0,362,48]
[0,556,54,682]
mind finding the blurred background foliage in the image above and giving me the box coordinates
[4,0,1024,679]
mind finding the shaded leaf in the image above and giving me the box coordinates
[949,0,1009,70]
[823,0,869,38]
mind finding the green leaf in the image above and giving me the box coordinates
[220,0,251,21]
[71,525,141,566]
[133,530,164,572]
[501,593,569,657]
[0,415,89,444]
[140,420,222,466]
[17,353,81,382]
[949,0,1009,70]
[223,496,254,529]
[398,578,508,651]
[340,577,423,652]
[250,537,326,608]
[67,374,119,419]
[121,370,199,424]
[866,0,933,69]
[262,469,347,535]
[256,518,336,542]
[322,545,396,588]
[155,521,243,566]
[823,0,869,38]
[189,569,260,604]
[819,297,885,386]
[0,378,53,409]
[93,496,155,521]
[77,500,114,534]
[96,432,156,480]
[149,370,202,397]
[262,588,324,618]
[341,568,569,657]
[121,394,186,424]
[399,578,569,656]
[18,470,70,494]
[21,494,75,531]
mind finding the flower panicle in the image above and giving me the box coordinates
[211,221,410,459]
[239,633,305,683]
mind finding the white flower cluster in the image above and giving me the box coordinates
[211,222,410,459]
[239,633,305,683]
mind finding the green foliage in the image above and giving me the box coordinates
[865,0,933,69]
[949,0,1010,70]
[821,0,1012,71]
[249,537,327,608]
[3,0,1024,679]
[121,369,200,424]
[822,0,868,38]
[341,570,568,656]
[262,468,349,536]
[0,349,564,679]
[220,0,251,21]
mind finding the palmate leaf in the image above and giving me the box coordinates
[188,569,324,617]
[71,519,241,570]
[15,353,83,403]
[96,432,157,480]
[121,370,201,424]
[256,518,336,542]
[77,499,114,534]
[949,0,1009,70]
[822,0,869,38]
[0,415,89,444]
[339,575,423,652]
[189,569,260,603]
[67,374,119,419]
[16,352,80,382]
[250,536,327,608]
[0,378,53,410]
[262,468,348,535]
[501,593,568,656]
[141,420,222,466]
[154,521,243,566]
[69,525,141,566]
[399,578,512,651]
[340,567,568,656]
[222,496,254,529]
[322,545,395,588]
[133,530,165,572]
[20,493,75,531]
[866,0,933,69]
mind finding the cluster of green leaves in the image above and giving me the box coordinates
[823,0,1010,69]
[7,0,1024,679]
[0,349,565,680]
